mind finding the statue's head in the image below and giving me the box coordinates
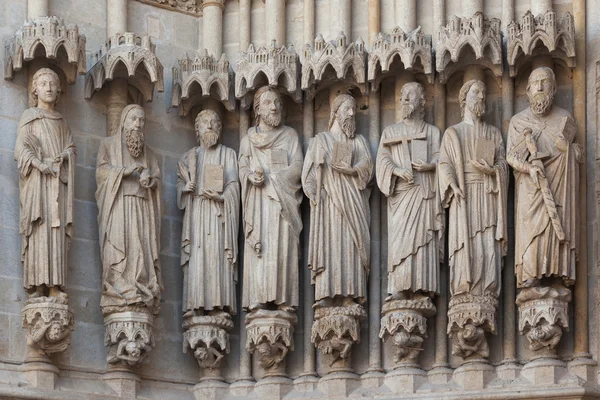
[31,68,61,107]
[329,93,356,138]
[121,105,146,158]
[195,109,222,148]
[459,80,486,119]
[254,87,282,128]
[194,347,209,361]
[125,341,141,358]
[527,67,556,116]
[45,322,64,342]
[463,323,478,340]
[400,82,426,121]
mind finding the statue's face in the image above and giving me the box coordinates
[125,341,141,357]
[46,324,63,342]
[258,90,282,128]
[400,87,423,120]
[34,73,60,105]
[466,82,486,117]
[527,69,555,115]
[336,99,356,138]
[124,108,146,132]
[196,111,222,148]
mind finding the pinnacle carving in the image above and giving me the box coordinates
[368,27,433,89]
[435,12,503,83]
[301,32,367,99]
[84,33,164,102]
[4,16,86,84]
[235,40,301,109]
[172,49,234,115]
[507,9,575,77]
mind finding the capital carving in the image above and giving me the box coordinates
[246,309,297,372]
[104,311,155,368]
[22,298,74,359]
[200,0,225,10]
[183,315,233,371]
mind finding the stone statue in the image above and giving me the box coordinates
[15,68,75,359]
[438,80,508,361]
[96,104,162,367]
[177,109,240,374]
[376,82,443,367]
[507,67,582,355]
[302,93,372,368]
[239,87,302,372]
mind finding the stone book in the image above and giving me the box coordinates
[332,142,353,167]
[411,139,428,163]
[270,149,288,171]
[204,164,224,193]
[475,138,495,166]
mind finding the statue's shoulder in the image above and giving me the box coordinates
[281,125,299,139]
[550,105,572,119]
[382,122,405,137]
[18,108,41,129]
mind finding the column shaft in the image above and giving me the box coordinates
[201,1,224,57]
[28,0,48,19]
[265,0,286,45]
[107,0,127,37]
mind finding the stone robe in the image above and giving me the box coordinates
[507,107,579,287]
[177,144,240,314]
[438,122,508,298]
[239,125,303,309]
[376,122,443,296]
[15,108,75,291]
[302,130,373,303]
[96,134,162,313]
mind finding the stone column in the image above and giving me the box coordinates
[106,0,128,136]
[330,0,352,37]
[200,0,225,58]
[27,0,48,19]
[462,0,483,15]
[394,0,416,124]
[531,0,552,15]
[265,0,286,45]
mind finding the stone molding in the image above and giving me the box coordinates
[200,0,225,10]
[368,26,433,89]
[4,16,86,84]
[135,0,200,16]
[507,9,576,77]
[301,32,367,99]
[85,33,164,102]
[172,50,234,114]
[435,12,503,83]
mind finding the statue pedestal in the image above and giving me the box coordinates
[103,369,140,399]
[183,314,233,376]
[384,366,427,394]
[20,360,59,390]
[568,355,596,382]
[246,309,297,373]
[254,375,294,400]
[229,377,255,396]
[360,369,385,388]
[294,373,319,392]
[104,309,155,368]
[453,361,495,390]
[318,371,360,397]
[428,363,453,384]
[192,379,229,400]
[521,357,567,385]
[496,361,521,381]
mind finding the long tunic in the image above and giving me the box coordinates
[177,145,240,314]
[507,107,579,287]
[376,122,443,296]
[302,130,373,303]
[15,108,75,291]
[438,122,508,298]
[239,125,303,309]
[96,133,162,313]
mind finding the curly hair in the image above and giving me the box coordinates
[31,68,61,106]
[458,79,485,118]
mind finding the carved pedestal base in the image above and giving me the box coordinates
[293,373,319,392]
[246,309,297,376]
[379,298,436,367]
[102,370,140,399]
[453,361,496,390]
[192,379,229,400]
[22,297,74,365]
[254,375,294,400]
[312,303,366,373]
[20,360,59,390]
[517,285,570,359]
[104,310,154,368]
[427,364,453,384]
[496,361,522,381]
[521,357,567,385]
[183,314,233,379]
[448,294,498,362]
[384,366,427,394]
[318,371,360,397]
[360,369,386,388]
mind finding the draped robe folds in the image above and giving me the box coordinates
[96,134,162,313]
[507,106,579,287]
[438,122,508,298]
[302,131,373,303]
[239,126,303,309]
[376,122,444,296]
[177,145,240,314]
[15,108,75,291]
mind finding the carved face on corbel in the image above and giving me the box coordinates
[527,67,557,116]
[195,109,222,148]
[400,82,426,121]
[32,68,61,108]
[257,89,283,128]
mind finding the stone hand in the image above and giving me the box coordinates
[248,172,264,186]
[471,159,495,175]
[573,143,584,164]
[529,164,543,189]
[39,162,57,177]
[555,135,569,153]
[183,181,196,193]
[393,167,414,183]
[203,188,224,202]
[411,160,434,172]
[450,182,465,204]
[53,151,68,164]
[332,163,355,175]
[124,163,144,177]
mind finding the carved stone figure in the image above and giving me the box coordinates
[96,104,162,367]
[376,82,442,366]
[177,109,240,373]
[15,68,76,359]
[507,67,582,356]
[239,87,302,371]
[302,93,372,370]
[438,80,508,362]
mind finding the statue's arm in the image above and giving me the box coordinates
[301,138,318,201]
[506,121,531,174]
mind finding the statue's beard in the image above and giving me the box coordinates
[200,131,219,148]
[261,112,282,128]
[529,92,553,115]
[468,100,486,117]
[340,115,356,138]
[125,128,145,158]
[400,104,415,120]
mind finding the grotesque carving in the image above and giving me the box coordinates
[435,12,503,83]
[239,87,303,372]
[22,298,74,358]
[245,309,297,371]
[177,109,240,375]
[104,311,154,367]
[301,33,367,98]
[438,80,508,362]
[96,105,162,367]
[183,315,233,371]
[302,93,372,369]
[376,82,442,367]
[5,17,86,84]
[507,67,582,358]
